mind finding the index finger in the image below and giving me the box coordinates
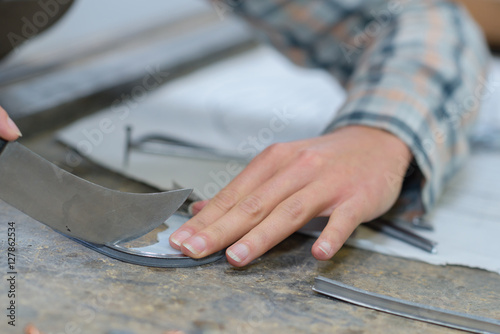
[169,143,291,248]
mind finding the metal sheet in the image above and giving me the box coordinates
[71,239,224,268]
[313,276,500,334]
[68,213,225,267]
[365,219,438,254]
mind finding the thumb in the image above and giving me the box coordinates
[0,106,22,141]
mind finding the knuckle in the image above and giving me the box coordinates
[212,188,240,212]
[339,206,360,225]
[281,198,305,220]
[356,186,372,205]
[250,228,270,249]
[238,195,264,218]
[190,216,210,230]
[208,224,229,243]
[296,149,325,169]
[326,226,346,250]
[263,142,288,158]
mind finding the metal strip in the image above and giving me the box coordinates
[313,276,500,334]
[70,237,224,268]
[65,213,225,268]
[365,219,438,254]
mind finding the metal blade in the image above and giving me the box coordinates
[0,141,191,245]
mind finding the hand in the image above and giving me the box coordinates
[169,125,412,266]
[0,106,22,140]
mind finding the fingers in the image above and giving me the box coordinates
[169,143,293,249]
[169,180,267,250]
[176,160,315,258]
[169,126,411,267]
[225,186,326,266]
[0,106,22,141]
[311,200,362,260]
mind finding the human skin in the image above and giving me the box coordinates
[0,106,22,141]
[170,125,412,267]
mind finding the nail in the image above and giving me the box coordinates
[7,117,22,137]
[227,243,250,263]
[318,241,332,257]
[170,230,192,247]
[182,236,207,255]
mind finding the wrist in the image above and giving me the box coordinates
[332,125,413,172]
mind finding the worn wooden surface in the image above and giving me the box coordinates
[0,134,499,334]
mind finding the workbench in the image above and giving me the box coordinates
[0,132,499,334]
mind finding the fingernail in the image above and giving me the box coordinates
[7,118,22,137]
[227,243,250,263]
[170,230,192,247]
[182,236,206,255]
[318,241,332,256]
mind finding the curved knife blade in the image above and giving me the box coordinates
[0,140,191,245]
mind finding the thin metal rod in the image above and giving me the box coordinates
[123,125,132,167]
[313,277,500,334]
[365,219,438,254]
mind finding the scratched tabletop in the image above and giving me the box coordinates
[0,133,499,334]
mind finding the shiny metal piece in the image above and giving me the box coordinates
[0,141,191,245]
[123,125,249,167]
[71,238,224,267]
[70,214,225,267]
[365,219,438,254]
[411,216,435,231]
[313,277,500,334]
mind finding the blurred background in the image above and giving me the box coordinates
[1,0,499,140]
[0,0,256,133]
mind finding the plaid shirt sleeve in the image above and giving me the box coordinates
[221,0,490,219]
